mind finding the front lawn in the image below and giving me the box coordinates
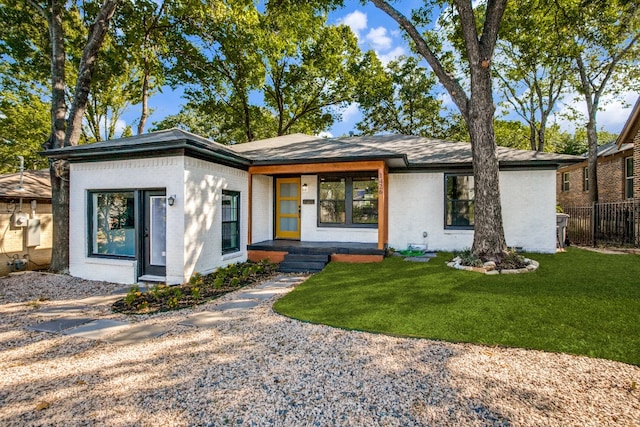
[273,248,640,365]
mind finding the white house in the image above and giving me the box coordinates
[46,129,580,284]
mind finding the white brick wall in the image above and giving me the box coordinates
[300,175,378,243]
[388,170,557,253]
[183,157,249,279]
[69,156,249,285]
[250,174,273,243]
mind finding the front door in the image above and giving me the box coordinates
[275,177,301,239]
[142,190,167,277]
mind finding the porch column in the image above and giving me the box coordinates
[378,164,389,250]
[248,172,253,245]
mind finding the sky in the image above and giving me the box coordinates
[119,2,639,141]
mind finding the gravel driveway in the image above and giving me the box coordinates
[0,272,638,426]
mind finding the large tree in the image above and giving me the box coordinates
[29,0,120,272]
[155,0,368,145]
[493,0,572,152]
[556,0,640,202]
[355,54,449,137]
[369,0,508,260]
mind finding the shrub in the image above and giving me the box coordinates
[499,249,528,270]
[456,248,483,267]
[112,260,277,315]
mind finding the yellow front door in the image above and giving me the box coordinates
[275,177,301,239]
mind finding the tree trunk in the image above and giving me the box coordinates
[47,0,69,272]
[468,72,507,261]
[137,57,150,134]
[46,0,120,272]
[586,112,599,203]
[65,0,119,147]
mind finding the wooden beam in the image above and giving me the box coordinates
[249,160,385,176]
[247,174,253,245]
[377,164,389,250]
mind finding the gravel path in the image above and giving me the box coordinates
[0,272,638,426]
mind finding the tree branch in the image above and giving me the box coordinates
[370,0,469,119]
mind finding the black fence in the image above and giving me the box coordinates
[564,200,640,247]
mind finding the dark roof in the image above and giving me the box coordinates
[0,170,51,200]
[617,96,640,147]
[334,134,581,168]
[44,128,250,168]
[584,141,634,158]
[229,133,407,167]
[44,128,582,171]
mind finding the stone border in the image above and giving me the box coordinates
[447,257,539,275]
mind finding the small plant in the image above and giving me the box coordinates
[500,248,527,270]
[112,260,277,314]
[456,248,483,267]
[125,285,141,307]
[189,272,204,287]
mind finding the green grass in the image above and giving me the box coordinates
[273,248,640,365]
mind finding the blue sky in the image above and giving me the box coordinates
[119,2,639,140]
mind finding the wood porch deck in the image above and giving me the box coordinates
[247,240,386,265]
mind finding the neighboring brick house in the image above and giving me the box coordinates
[617,97,640,199]
[557,97,639,208]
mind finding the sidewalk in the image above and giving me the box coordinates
[25,275,307,345]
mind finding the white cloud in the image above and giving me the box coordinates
[341,102,360,122]
[365,27,393,51]
[338,10,367,40]
[377,46,406,65]
[317,131,333,138]
[551,91,639,134]
[115,119,128,136]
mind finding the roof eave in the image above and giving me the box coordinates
[616,97,640,148]
[43,138,250,168]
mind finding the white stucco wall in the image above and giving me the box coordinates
[250,174,273,243]
[69,156,248,285]
[388,170,557,253]
[299,175,378,243]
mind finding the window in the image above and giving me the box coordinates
[562,172,570,192]
[318,175,378,226]
[445,174,474,228]
[222,190,240,253]
[625,157,634,199]
[90,191,136,257]
[583,167,589,191]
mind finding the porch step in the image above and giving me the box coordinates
[278,253,330,273]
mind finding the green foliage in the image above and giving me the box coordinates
[113,260,277,314]
[355,55,449,138]
[155,1,368,144]
[455,248,483,267]
[493,119,530,150]
[274,249,640,365]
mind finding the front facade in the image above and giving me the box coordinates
[48,130,579,285]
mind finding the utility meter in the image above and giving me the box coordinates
[11,212,29,227]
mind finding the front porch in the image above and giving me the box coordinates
[247,240,386,269]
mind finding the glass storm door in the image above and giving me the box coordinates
[142,191,167,276]
[275,177,301,239]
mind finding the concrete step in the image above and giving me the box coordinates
[278,261,327,273]
[283,253,330,263]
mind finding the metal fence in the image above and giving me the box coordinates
[564,200,640,247]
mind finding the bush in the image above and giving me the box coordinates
[113,259,276,314]
[499,249,528,270]
[455,248,483,267]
